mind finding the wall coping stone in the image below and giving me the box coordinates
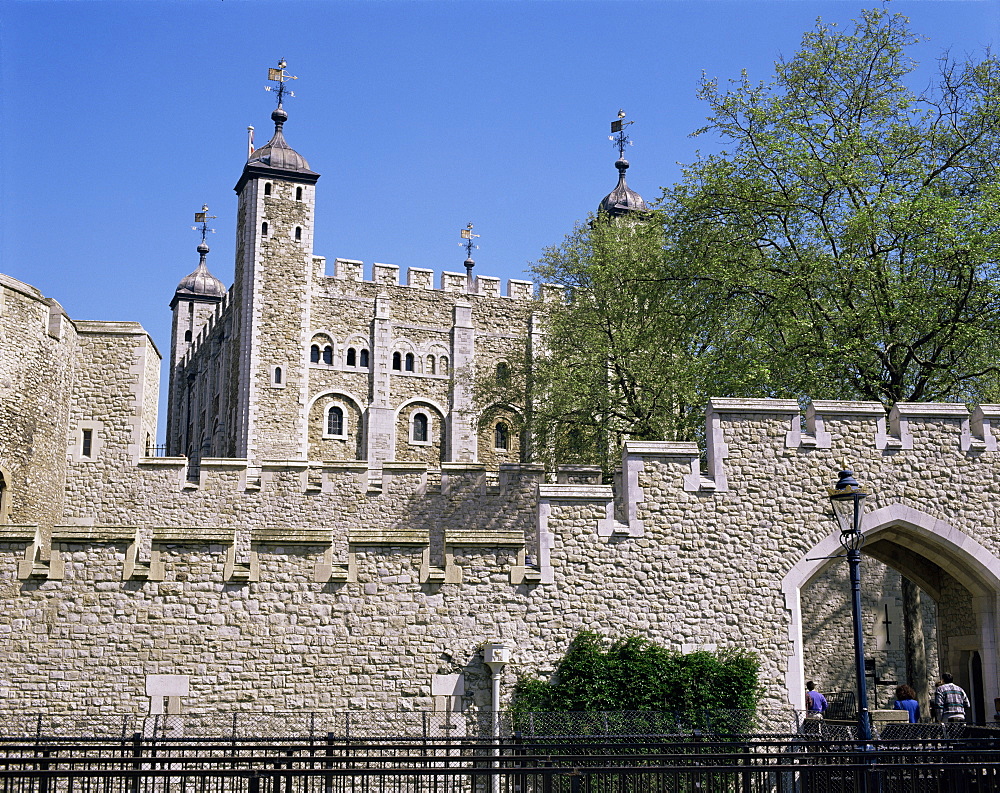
[153,526,235,544]
[0,525,38,541]
[809,400,885,415]
[349,530,427,546]
[708,398,799,414]
[893,402,969,418]
[52,526,137,542]
[251,528,333,545]
[538,484,613,500]
[446,530,524,546]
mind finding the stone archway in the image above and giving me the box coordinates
[782,503,1000,715]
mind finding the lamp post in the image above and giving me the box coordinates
[828,469,874,743]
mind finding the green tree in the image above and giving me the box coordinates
[521,9,1000,468]
[676,7,1000,405]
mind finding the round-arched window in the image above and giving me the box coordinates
[413,412,429,443]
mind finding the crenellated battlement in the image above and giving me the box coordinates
[324,256,542,300]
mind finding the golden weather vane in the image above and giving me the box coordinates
[192,205,218,244]
[265,58,298,106]
[609,109,635,159]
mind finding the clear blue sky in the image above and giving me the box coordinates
[2,0,997,436]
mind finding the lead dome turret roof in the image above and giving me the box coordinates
[598,158,648,218]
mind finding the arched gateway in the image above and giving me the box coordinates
[783,503,1000,717]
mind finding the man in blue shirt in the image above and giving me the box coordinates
[806,680,828,719]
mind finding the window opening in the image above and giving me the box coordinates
[327,406,344,436]
[261,221,269,236]
[360,349,370,367]
[310,345,320,363]
[264,183,272,195]
[405,353,415,372]
[427,355,435,374]
[413,413,428,443]
[322,346,333,365]
[347,348,357,366]
[274,367,282,384]
[392,352,402,371]
[82,429,93,458]
[296,187,303,201]
[497,362,510,384]
[494,422,509,450]
[295,226,302,242]
[184,330,192,342]
[0,470,8,521]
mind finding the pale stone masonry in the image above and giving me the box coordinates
[1,100,998,724]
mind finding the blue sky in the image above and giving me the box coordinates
[2,0,998,437]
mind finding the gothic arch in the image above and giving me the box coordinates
[781,503,1000,712]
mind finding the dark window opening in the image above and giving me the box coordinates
[264,183,271,195]
[497,362,510,384]
[322,346,333,365]
[404,353,415,372]
[82,429,93,458]
[310,345,320,363]
[392,352,402,370]
[261,221,269,236]
[347,348,357,366]
[413,413,428,443]
[360,349,370,367]
[327,406,344,436]
[274,367,282,384]
[184,330,192,342]
[296,187,303,201]
[494,423,509,450]
[295,226,302,242]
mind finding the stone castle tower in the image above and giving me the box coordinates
[165,93,541,475]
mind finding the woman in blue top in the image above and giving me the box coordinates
[892,684,920,723]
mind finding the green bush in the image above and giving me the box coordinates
[512,631,761,718]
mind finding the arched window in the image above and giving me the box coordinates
[296,187,303,201]
[184,329,192,342]
[261,221,269,236]
[412,412,428,443]
[497,362,510,384]
[359,349,370,367]
[494,422,509,450]
[273,366,282,384]
[322,346,333,365]
[327,405,344,436]
[347,348,357,367]
[439,356,449,374]
[264,183,272,195]
[294,226,302,242]
[427,355,435,374]
[405,352,415,372]
[392,352,402,371]
[310,345,320,363]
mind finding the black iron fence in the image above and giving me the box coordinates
[0,734,999,793]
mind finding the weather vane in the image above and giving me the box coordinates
[265,58,298,107]
[609,109,634,159]
[192,205,217,244]
[459,223,480,292]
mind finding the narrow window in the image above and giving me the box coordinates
[413,413,428,443]
[392,352,401,371]
[327,406,344,436]
[261,221,269,236]
[296,187,303,201]
[273,366,282,384]
[494,423,509,450]
[405,352,415,372]
[310,345,320,363]
[359,349,370,367]
[295,226,302,242]
[497,362,510,384]
[440,356,449,374]
[347,348,357,367]
[184,329,192,341]
[264,183,272,195]
[322,346,333,365]
[427,355,435,374]
[82,429,93,458]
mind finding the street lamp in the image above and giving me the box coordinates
[828,469,873,743]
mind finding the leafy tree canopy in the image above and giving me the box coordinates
[521,8,1000,466]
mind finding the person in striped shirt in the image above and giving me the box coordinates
[934,672,971,722]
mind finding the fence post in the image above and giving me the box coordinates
[325,731,335,793]
[130,732,142,793]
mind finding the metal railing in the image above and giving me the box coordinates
[0,734,998,793]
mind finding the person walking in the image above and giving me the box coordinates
[934,672,971,723]
[805,680,828,720]
[891,684,920,723]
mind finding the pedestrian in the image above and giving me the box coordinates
[933,672,970,723]
[891,684,920,723]
[805,680,828,720]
